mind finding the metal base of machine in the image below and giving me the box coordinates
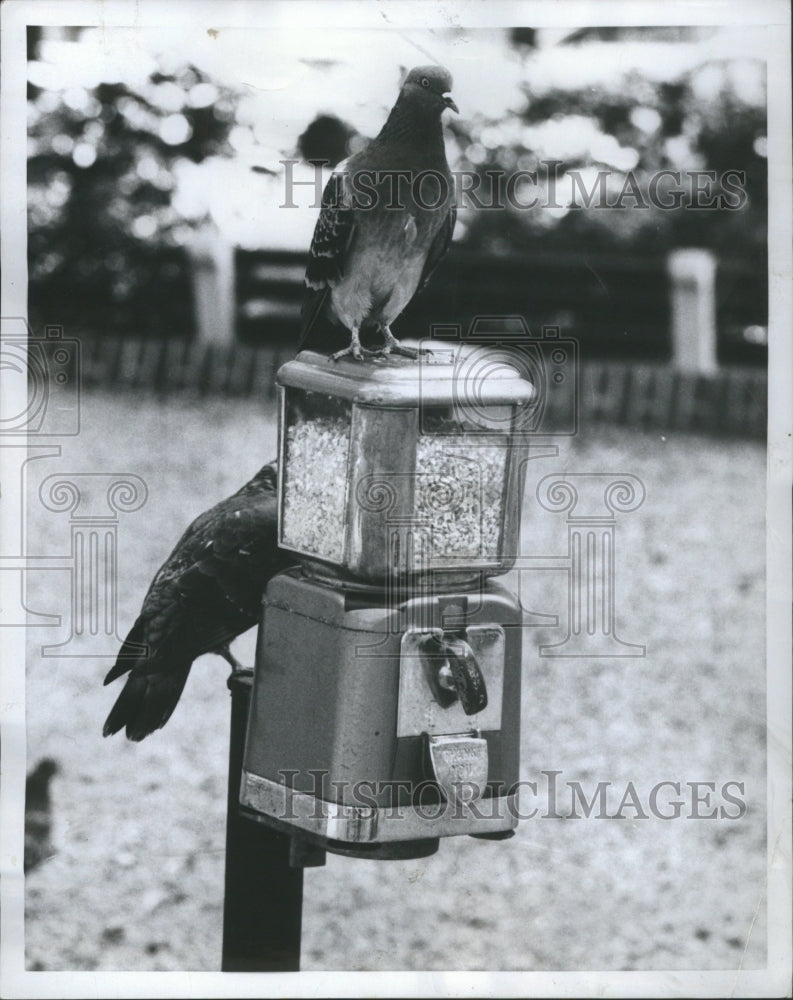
[241,805,441,862]
[240,770,518,846]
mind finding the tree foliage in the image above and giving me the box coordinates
[450,35,767,266]
[27,31,241,335]
[26,27,767,342]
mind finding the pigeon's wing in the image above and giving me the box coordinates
[135,465,277,610]
[299,168,356,349]
[104,478,282,685]
[417,199,457,293]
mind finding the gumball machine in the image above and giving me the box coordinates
[240,344,534,858]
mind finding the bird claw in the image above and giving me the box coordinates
[331,344,377,362]
[217,645,251,678]
[377,327,433,361]
[371,345,434,361]
[387,344,434,360]
[229,665,254,680]
[331,334,433,363]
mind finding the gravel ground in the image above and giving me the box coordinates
[23,389,766,973]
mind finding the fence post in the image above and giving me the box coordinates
[666,248,718,373]
[187,222,235,346]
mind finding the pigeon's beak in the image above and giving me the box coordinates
[443,93,459,114]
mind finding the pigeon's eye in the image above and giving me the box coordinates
[421,77,430,88]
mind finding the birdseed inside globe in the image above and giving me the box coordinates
[282,415,350,561]
[413,436,507,561]
[281,412,509,570]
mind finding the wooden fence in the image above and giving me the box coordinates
[234,246,768,368]
[77,335,293,400]
[76,334,766,438]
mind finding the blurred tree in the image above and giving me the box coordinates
[27,29,242,337]
[419,29,767,363]
[453,30,767,269]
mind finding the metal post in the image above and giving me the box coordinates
[221,671,303,972]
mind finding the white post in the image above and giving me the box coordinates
[666,248,718,373]
[187,221,235,345]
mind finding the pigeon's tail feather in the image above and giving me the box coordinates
[299,287,354,354]
[102,663,192,742]
[103,617,148,685]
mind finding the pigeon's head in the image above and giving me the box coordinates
[402,65,459,115]
[239,461,278,495]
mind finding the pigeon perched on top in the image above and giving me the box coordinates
[299,65,458,361]
[103,463,292,741]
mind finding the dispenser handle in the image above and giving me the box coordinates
[418,633,488,715]
[443,638,488,716]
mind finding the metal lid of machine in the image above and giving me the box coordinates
[277,344,536,408]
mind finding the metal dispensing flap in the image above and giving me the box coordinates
[276,344,535,408]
